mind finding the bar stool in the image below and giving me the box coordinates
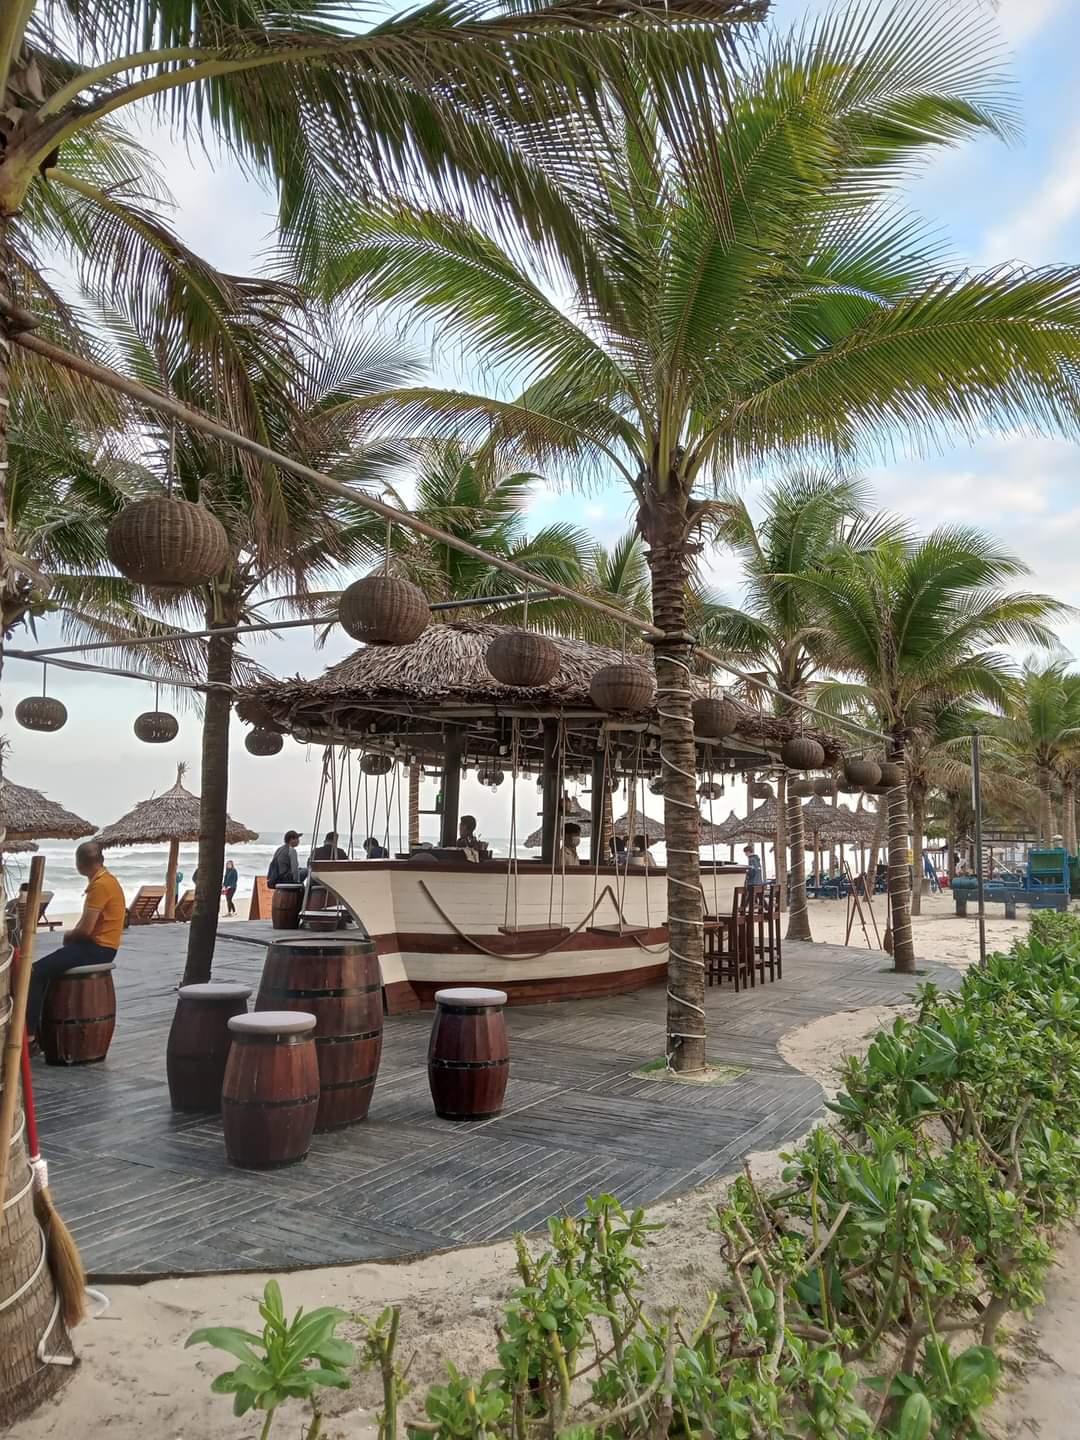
[704,887,751,990]
[427,988,509,1120]
[221,1012,319,1167]
[167,983,251,1111]
[41,963,116,1065]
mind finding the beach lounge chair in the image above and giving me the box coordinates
[5,890,62,935]
[125,885,164,926]
[174,889,196,922]
[248,875,273,920]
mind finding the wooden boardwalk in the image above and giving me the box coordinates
[29,926,961,1278]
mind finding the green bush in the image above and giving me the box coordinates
[191,926,1080,1439]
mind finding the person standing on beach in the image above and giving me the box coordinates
[743,845,763,886]
[223,860,239,915]
[27,841,125,1044]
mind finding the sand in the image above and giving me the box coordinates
[8,889,1071,1439]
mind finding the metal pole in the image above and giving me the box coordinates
[972,728,987,969]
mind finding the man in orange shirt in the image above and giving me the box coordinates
[27,840,126,1042]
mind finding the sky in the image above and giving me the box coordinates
[8,0,1080,844]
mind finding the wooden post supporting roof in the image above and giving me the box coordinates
[541,722,559,865]
[439,727,464,848]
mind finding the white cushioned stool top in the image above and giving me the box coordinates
[64,963,116,977]
[434,987,507,1008]
[229,1011,315,1035]
[179,983,251,1001]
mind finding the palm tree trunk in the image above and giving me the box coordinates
[408,763,421,848]
[1064,776,1076,852]
[1037,765,1053,845]
[888,742,916,974]
[182,609,238,986]
[645,493,704,1074]
[786,789,812,941]
[775,771,787,910]
[910,780,927,917]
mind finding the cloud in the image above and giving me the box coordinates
[994,0,1067,44]
[982,122,1080,264]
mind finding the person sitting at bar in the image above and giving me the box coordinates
[629,833,652,868]
[743,845,763,885]
[27,841,125,1046]
[613,835,629,869]
[311,831,347,863]
[561,823,582,867]
[268,830,307,888]
[363,836,388,859]
[453,815,482,862]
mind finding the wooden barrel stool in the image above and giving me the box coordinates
[167,983,252,1111]
[270,883,305,930]
[257,937,383,1130]
[221,1011,319,1168]
[428,987,509,1121]
[41,963,116,1065]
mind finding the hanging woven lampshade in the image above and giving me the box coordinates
[781,736,826,771]
[133,710,179,744]
[844,757,882,788]
[15,696,67,733]
[698,781,724,801]
[812,777,833,797]
[838,781,861,795]
[360,752,394,775]
[339,574,431,646]
[691,696,739,738]
[245,728,284,757]
[648,776,665,796]
[590,663,655,713]
[789,778,815,798]
[485,629,560,688]
[477,767,504,789]
[750,781,773,800]
[877,760,905,788]
[107,496,230,588]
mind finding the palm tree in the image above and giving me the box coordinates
[989,660,1080,846]
[312,4,1080,1063]
[700,471,888,939]
[806,530,1063,971]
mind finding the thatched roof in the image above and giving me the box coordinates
[238,620,842,773]
[2,778,95,843]
[524,804,730,848]
[2,838,37,853]
[802,796,878,843]
[96,763,258,849]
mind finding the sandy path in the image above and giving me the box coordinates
[8,895,1063,1438]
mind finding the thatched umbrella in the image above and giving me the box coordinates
[1,778,95,845]
[96,763,257,920]
[523,794,595,849]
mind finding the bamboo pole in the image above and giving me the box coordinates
[0,856,44,1206]
[163,837,180,921]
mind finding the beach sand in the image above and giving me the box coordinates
[8,890,1070,1439]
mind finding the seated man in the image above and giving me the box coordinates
[267,830,307,888]
[362,836,389,859]
[561,822,582,867]
[628,833,653,868]
[27,841,125,1044]
[453,815,482,862]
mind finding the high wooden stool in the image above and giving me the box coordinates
[41,962,116,1065]
[428,987,509,1121]
[257,937,383,1130]
[221,1011,319,1168]
[270,884,305,930]
[167,983,252,1111]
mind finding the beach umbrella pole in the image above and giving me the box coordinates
[163,838,180,922]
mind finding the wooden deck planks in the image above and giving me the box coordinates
[28,923,961,1276]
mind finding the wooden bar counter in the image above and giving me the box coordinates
[311,857,745,1013]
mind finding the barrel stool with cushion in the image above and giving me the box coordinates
[427,987,509,1121]
[167,983,252,1111]
[270,883,305,930]
[41,963,116,1065]
[221,1011,319,1168]
[257,937,382,1130]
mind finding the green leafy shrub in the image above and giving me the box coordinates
[190,922,1080,1439]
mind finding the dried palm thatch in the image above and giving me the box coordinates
[1,778,95,844]
[801,796,878,844]
[523,803,727,849]
[2,839,38,853]
[96,763,257,847]
[238,621,841,769]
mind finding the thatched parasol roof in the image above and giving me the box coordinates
[96,763,258,849]
[2,778,95,844]
[524,804,728,849]
[2,838,38,853]
[801,796,878,843]
[238,621,842,773]
[613,812,666,842]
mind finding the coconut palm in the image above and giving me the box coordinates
[310,3,1080,1061]
[700,471,896,937]
[988,660,1080,846]
[804,530,1064,971]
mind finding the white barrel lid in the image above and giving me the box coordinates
[434,987,507,1008]
[229,1010,316,1035]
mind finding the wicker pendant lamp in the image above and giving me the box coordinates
[781,736,826,771]
[107,495,230,588]
[133,684,179,744]
[691,695,739,738]
[843,757,882,789]
[15,664,67,733]
[245,728,284,756]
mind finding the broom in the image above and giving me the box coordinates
[0,854,86,1326]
